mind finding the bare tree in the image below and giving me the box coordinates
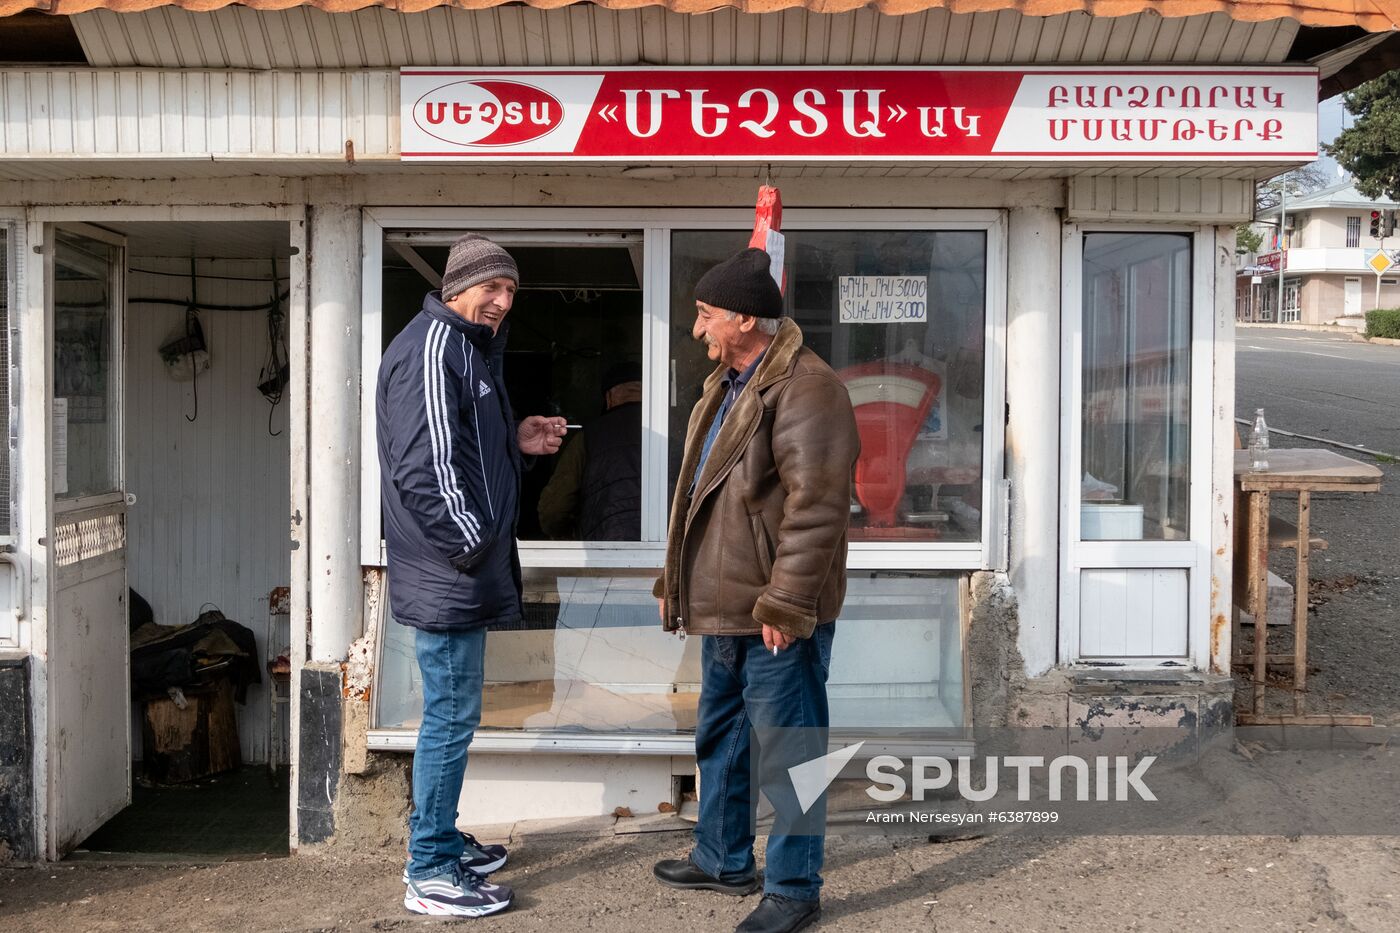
[1255,165,1330,212]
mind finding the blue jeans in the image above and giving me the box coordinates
[691,623,835,902]
[407,625,486,880]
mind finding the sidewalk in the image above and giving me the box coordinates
[3,826,1397,931]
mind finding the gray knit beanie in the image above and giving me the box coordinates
[441,234,519,301]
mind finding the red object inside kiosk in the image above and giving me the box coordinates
[838,362,942,529]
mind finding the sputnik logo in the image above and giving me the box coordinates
[788,741,866,814]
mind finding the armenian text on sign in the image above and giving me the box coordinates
[838,277,929,324]
[401,68,1318,161]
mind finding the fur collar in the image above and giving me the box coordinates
[685,318,805,518]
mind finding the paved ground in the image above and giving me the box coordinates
[3,831,1400,932]
[1236,327,1400,456]
[3,326,1398,932]
[1235,327,1400,723]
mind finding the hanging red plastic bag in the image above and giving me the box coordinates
[750,185,785,294]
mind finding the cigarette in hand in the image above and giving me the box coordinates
[772,645,779,656]
[564,424,583,430]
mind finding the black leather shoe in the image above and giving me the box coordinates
[735,894,821,933]
[653,858,760,896]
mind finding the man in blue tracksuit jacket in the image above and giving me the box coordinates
[377,234,565,918]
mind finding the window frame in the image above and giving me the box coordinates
[1059,224,1215,669]
[1345,216,1361,249]
[362,208,1001,750]
[0,220,16,647]
[48,223,127,512]
[360,207,1008,573]
[1280,276,1302,323]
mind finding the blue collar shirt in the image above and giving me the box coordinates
[689,350,766,496]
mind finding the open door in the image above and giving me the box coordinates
[46,224,129,857]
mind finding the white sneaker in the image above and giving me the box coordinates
[403,863,513,918]
[401,831,509,884]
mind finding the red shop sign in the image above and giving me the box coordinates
[400,67,1318,162]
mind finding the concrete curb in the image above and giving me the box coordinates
[1237,322,1361,334]
[1352,334,1400,346]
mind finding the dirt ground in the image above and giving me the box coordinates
[3,830,1399,932]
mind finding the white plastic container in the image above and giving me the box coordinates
[1080,503,1145,540]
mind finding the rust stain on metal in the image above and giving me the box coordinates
[1210,613,1230,672]
[270,586,291,615]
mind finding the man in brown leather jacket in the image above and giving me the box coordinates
[652,247,859,933]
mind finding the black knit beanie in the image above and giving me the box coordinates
[441,233,519,301]
[694,248,784,319]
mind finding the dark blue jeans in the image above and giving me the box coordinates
[406,625,486,880]
[691,623,835,902]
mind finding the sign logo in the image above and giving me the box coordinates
[412,80,564,148]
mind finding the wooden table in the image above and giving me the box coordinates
[1233,449,1382,726]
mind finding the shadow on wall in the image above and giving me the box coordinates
[0,657,36,862]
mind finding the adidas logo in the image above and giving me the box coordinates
[478,380,492,398]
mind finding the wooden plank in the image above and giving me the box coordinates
[1234,448,1384,485]
[1242,480,1381,494]
[1268,514,1327,551]
[1237,713,1374,727]
[1293,491,1310,715]
[1249,490,1270,714]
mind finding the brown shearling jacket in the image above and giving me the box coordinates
[654,319,859,639]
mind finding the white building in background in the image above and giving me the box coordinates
[1238,181,1400,325]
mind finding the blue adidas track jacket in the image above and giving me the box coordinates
[376,292,523,632]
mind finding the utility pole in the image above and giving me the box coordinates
[1278,185,1287,323]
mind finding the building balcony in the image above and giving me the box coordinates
[1273,247,1377,275]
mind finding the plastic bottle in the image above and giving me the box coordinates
[1249,408,1270,471]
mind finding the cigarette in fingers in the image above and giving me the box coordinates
[772,645,779,656]
[564,424,582,430]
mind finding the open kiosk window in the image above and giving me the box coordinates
[378,230,645,543]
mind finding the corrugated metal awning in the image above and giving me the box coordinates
[3,0,1397,33]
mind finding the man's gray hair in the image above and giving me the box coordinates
[723,310,782,335]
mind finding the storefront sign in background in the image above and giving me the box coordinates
[400,67,1318,161]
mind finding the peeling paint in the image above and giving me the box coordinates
[342,568,383,701]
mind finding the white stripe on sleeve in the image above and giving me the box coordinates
[422,321,479,549]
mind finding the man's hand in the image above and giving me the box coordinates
[518,416,567,455]
[762,624,793,653]
[658,598,666,623]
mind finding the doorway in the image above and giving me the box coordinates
[1344,276,1362,318]
[45,219,297,860]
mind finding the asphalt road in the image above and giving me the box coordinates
[1236,326,1400,456]
[1234,325,1400,723]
